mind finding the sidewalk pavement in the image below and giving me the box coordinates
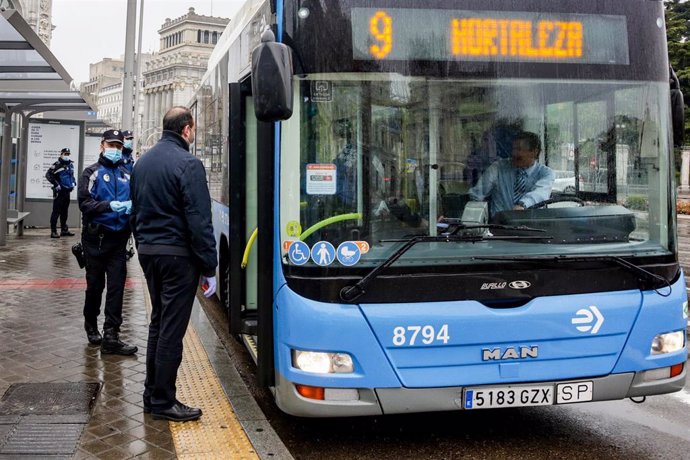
[0,229,172,459]
[0,228,291,460]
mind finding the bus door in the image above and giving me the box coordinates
[228,81,260,345]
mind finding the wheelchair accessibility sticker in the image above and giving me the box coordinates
[288,241,310,265]
[337,242,361,266]
[311,241,336,266]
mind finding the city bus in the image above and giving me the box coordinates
[190,0,688,416]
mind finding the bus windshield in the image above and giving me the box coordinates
[279,74,674,269]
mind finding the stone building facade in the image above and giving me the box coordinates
[0,0,54,46]
[79,57,125,110]
[141,7,229,149]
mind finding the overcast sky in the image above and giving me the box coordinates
[50,0,245,84]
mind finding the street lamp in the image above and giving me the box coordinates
[139,125,162,153]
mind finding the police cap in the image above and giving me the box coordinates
[121,130,134,139]
[102,129,124,145]
[60,147,71,154]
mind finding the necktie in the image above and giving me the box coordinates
[514,169,527,204]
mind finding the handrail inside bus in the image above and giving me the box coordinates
[299,213,362,241]
[242,228,259,269]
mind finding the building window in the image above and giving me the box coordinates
[204,30,209,44]
[197,30,202,43]
[212,31,218,44]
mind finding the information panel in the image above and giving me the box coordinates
[352,8,629,64]
[27,122,81,200]
[83,135,102,169]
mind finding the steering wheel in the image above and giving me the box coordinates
[299,213,362,241]
[527,197,585,209]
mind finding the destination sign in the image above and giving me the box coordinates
[351,8,629,65]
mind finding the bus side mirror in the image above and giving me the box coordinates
[251,29,293,122]
[670,66,685,148]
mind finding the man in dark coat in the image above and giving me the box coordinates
[130,106,217,422]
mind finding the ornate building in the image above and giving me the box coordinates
[0,0,54,46]
[141,7,229,149]
[80,57,125,110]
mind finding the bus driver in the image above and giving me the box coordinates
[468,131,555,216]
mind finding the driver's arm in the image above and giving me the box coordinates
[519,166,555,208]
[468,162,499,202]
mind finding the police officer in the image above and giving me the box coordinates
[77,129,138,355]
[121,129,135,174]
[45,147,76,238]
[121,130,136,260]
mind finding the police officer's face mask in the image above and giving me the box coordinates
[103,148,122,163]
[124,139,133,149]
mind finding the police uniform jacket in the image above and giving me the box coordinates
[130,130,217,277]
[78,156,131,233]
[122,146,134,174]
[45,158,76,190]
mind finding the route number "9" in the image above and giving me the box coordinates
[392,325,450,346]
[369,10,393,59]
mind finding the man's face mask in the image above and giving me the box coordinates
[103,148,122,163]
[60,154,70,161]
[124,139,133,149]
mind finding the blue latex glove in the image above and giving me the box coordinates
[110,200,126,212]
[200,275,217,298]
[54,185,61,192]
[122,200,132,215]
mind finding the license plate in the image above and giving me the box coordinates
[463,385,553,409]
[556,381,593,404]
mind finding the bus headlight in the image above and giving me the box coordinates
[650,331,685,355]
[292,350,354,374]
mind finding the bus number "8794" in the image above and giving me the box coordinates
[392,325,450,346]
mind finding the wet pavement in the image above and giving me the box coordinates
[0,229,174,459]
[0,227,289,460]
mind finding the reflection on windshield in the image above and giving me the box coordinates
[280,76,673,267]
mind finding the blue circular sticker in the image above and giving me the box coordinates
[288,241,310,265]
[311,241,336,266]
[337,241,361,266]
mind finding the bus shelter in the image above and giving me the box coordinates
[0,8,93,245]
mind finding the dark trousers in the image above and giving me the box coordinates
[82,230,129,331]
[139,254,200,409]
[50,188,71,231]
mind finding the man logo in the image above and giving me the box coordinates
[509,280,531,289]
[482,346,539,361]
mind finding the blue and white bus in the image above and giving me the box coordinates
[191,0,688,416]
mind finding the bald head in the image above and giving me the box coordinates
[163,106,194,135]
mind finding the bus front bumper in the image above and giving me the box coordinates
[274,368,686,417]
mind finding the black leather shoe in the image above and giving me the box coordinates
[50,231,60,238]
[151,402,202,422]
[100,329,138,355]
[60,230,75,236]
[84,322,102,345]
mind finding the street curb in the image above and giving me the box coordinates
[189,298,293,460]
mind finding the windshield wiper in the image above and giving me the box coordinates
[472,255,672,296]
[438,220,545,236]
[339,227,552,302]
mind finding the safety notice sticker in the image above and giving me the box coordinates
[306,164,336,195]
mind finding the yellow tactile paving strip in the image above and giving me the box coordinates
[144,285,259,459]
